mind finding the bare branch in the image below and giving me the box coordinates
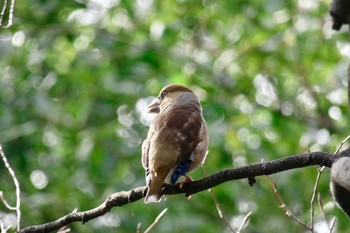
[0,0,8,26]
[269,178,311,231]
[201,165,236,233]
[18,150,342,233]
[19,187,147,233]
[0,216,5,233]
[0,145,21,231]
[0,0,15,28]
[335,134,350,154]
[310,166,323,231]
[237,211,252,233]
[136,222,141,233]
[143,208,167,233]
[0,191,17,210]
[329,217,336,233]
[317,193,332,231]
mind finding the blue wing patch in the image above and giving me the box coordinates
[170,160,192,184]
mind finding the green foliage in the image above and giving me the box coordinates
[0,0,349,232]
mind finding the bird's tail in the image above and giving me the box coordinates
[144,175,165,203]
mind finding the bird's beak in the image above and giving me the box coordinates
[147,98,161,113]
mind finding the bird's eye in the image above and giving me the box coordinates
[161,90,168,98]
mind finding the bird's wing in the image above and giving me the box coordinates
[141,138,150,170]
[142,121,157,185]
[164,107,203,163]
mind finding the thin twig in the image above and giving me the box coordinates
[0,219,12,233]
[202,165,237,233]
[269,177,312,231]
[237,211,252,233]
[0,0,15,28]
[143,208,167,233]
[136,222,141,233]
[57,226,71,233]
[335,134,350,154]
[329,216,336,233]
[310,166,323,231]
[0,191,17,210]
[317,134,350,174]
[317,192,332,232]
[0,215,12,233]
[0,145,21,231]
[6,0,15,28]
[0,0,8,26]
[0,215,4,233]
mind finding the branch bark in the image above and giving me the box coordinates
[19,149,347,233]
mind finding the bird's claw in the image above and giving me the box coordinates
[179,175,193,189]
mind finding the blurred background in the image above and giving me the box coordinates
[1,0,350,232]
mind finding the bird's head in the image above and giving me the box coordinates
[147,84,197,113]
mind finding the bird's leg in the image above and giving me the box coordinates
[179,175,193,189]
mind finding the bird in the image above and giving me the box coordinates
[142,84,209,203]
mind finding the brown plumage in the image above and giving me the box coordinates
[142,84,209,203]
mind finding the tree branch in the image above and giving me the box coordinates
[0,145,21,231]
[19,149,345,233]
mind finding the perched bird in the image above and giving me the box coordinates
[142,84,209,203]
